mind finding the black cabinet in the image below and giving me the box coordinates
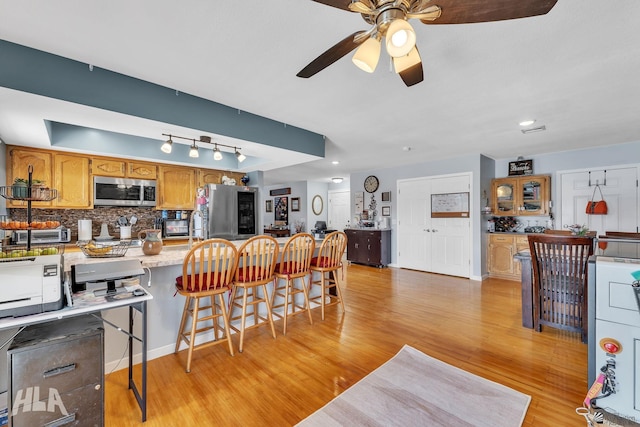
[7,315,104,427]
[345,229,391,267]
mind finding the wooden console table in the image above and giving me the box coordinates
[264,228,290,237]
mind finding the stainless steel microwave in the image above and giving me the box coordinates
[93,176,156,207]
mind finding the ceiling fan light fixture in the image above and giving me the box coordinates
[189,141,199,158]
[352,36,381,73]
[161,136,173,154]
[385,19,416,58]
[393,46,421,73]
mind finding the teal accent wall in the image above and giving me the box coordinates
[0,40,324,157]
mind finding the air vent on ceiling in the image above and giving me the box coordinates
[521,125,546,134]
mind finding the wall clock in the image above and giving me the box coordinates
[364,175,379,193]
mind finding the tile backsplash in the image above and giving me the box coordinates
[7,207,190,241]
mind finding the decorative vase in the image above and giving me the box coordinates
[138,229,163,255]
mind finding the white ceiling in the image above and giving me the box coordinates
[1,0,639,186]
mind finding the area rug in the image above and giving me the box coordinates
[297,345,530,427]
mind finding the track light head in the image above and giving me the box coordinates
[161,137,173,154]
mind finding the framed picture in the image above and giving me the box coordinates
[381,191,391,202]
[265,200,273,212]
[291,197,300,212]
[274,196,288,223]
[382,206,391,216]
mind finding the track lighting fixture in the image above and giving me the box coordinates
[161,133,246,163]
[161,135,173,153]
[235,149,246,163]
[188,140,199,158]
[213,144,223,161]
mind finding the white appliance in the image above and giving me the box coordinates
[593,241,640,423]
[93,176,156,207]
[13,228,71,244]
[0,253,64,318]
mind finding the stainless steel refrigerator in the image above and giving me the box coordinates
[199,184,258,240]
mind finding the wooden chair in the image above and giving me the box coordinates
[174,239,238,373]
[229,235,279,352]
[271,233,316,335]
[528,234,593,343]
[309,231,347,320]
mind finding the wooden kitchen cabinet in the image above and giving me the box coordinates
[197,169,245,187]
[157,165,196,209]
[54,153,92,208]
[345,229,391,267]
[128,161,157,179]
[92,158,156,179]
[492,175,550,216]
[7,147,53,208]
[488,233,530,280]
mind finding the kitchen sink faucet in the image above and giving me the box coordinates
[188,210,204,249]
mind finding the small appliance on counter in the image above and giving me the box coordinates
[13,227,71,244]
[162,219,189,238]
[311,221,336,238]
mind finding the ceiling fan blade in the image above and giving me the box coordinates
[420,0,557,25]
[297,31,368,78]
[310,0,353,12]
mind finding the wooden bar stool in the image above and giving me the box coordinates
[271,233,316,335]
[309,231,347,320]
[174,239,238,373]
[229,235,279,352]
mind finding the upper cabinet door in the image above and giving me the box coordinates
[518,176,549,216]
[492,179,516,215]
[8,148,53,208]
[93,159,126,177]
[54,154,92,208]
[157,166,196,210]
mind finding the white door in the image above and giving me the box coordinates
[560,167,638,235]
[328,190,350,231]
[398,179,431,271]
[398,174,471,278]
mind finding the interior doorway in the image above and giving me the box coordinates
[559,166,638,235]
[397,173,471,278]
[328,190,350,231]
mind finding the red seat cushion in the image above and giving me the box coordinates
[176,273,230,293]
[311,256,337,268]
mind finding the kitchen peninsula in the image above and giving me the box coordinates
[63,236,299,370]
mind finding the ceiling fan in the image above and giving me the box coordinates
[297,0,558,86]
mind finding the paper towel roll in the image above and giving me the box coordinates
[78,219,92,241]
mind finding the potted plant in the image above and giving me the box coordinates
[12,177,44,199]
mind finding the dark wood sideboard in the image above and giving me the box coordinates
[345,229,391,268]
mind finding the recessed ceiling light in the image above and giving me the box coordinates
[332,161,339,165]
[519,120,536,127]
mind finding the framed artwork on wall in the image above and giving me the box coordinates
[382,206,391,216]
[265,200,273,212]
[274,196,288,224]
[291,197,300,211]
[381,191,391,202]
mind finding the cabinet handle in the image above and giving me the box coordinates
[43,363,76,378]
[424,229,430,232]
[43,413,76,427]
[432,229,438,233]
[355,243,359,248]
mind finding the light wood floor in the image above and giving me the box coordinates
[105,264,587,427]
